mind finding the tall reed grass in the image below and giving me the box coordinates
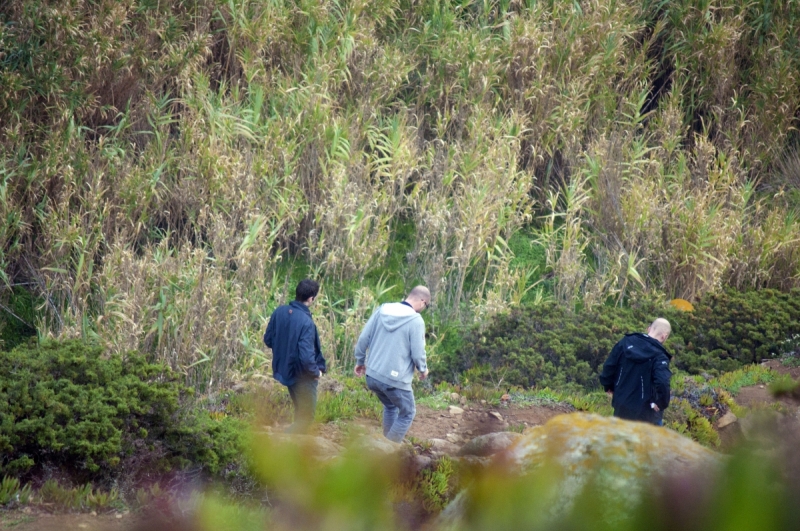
[1,0,798,387]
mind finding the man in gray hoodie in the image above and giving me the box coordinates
[354,286,430,443]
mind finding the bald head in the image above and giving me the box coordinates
[405,285,431,313]
[647,318,671,344]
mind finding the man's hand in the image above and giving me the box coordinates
[354,365,366,377]
[606,390,613,398]
[419,370,429,380]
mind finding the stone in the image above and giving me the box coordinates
[450,392,461,401]
[716,411,738,429]
[739,409,783,444]
[489,411,503,421]
[318,375,345,394]
[352,434,404,455]
[508,413,722,513]
[428,438,461,456]
[451,455,491,468]
[442,413,723,526]
[449,405,465,416]
[459,431,522,457]
[268,433,344,460]
[408,454,433,475]
[480,400,487,405]
[446,433,463,444]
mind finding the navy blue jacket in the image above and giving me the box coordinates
[263,301,326,387]
[599,333,672,423]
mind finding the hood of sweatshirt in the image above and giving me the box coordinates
[621,332,671,363]
[378,302,420,332]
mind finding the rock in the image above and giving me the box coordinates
[268,433,344,460]
[442,413,723,525]
[508,413,722,514]
[409,454,433,475]
[480,400,487,405]
[318,375,345,394]
[488,411,503,421]
[459,432,522,457]
[460,396,467,406]
[449,406,465,416]
[352,434,404,455]
[451,455,491,468]
[428,438,461,456]
[716,411,738,429]
[450,392,461,401]
[446,433,463,444]
[739,409,783,445]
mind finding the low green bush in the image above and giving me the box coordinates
[676,289,800,373]
[435,299,680,391]
[437,289,800,391]
[0,340,247,480]
[0,287,37,351]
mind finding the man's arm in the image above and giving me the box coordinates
[598,341,623,392]
[298,322,321,377]
[409,318,427,378]
[354,309,379,370]
[263,312,275,349]
[652,356,672,411]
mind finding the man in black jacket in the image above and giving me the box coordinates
[264,279,327,433]
[599,318,672,425]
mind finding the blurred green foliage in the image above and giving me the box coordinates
[187,432,800,531]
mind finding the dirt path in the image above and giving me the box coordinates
[0,511,138,531]
[314,401,575,445]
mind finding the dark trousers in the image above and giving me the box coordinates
[286,377,318,434]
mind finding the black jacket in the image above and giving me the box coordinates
[598,333,672,422]
[263,301,326,387]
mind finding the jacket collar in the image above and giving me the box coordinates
[289,300,312,315]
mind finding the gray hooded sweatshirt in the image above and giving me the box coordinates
[354,302,427,391]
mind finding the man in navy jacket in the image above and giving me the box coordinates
[599,318,672,425]
[264,279,326,433]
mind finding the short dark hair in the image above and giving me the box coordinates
[295,279,320,302]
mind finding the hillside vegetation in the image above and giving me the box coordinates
[1,0,800,388]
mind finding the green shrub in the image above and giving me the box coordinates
[437,299,681,391]
[675,289,800,373]
[439,289,800,391]
[0,287,37,351]
[0,339,247,479]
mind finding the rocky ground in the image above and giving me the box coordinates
[3,361,799,531]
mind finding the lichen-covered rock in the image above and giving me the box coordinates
[459,432,521,457]
[427,438,461,457]
[507,413,723,519]
[440,413,724,528]
[511,413,720,473]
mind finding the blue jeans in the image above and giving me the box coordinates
[286,377,318,434]
[366,376,416,443]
